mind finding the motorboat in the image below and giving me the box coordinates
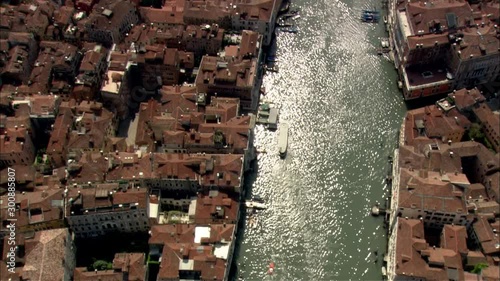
[278,123,289,158]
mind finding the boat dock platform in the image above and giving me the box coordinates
[256,102,279,130]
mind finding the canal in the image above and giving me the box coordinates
[235,0,408,280]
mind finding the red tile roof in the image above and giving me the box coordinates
[473,217,500,255]
[440,225,468,255]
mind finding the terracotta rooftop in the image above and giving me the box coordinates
[440,224,468,255]
[398,141,498,175]
[53,6,75,27]
[86,0,137,31]
[415,105,470,141]
[139,4,184,26]
[449,88,485,111]
[0,165,36,187]
[473,104,500,142]
[233,0,281,22]
[473,217,500,255]
[135,88,249,153]
[149,223,235,245]
[404,0,471,35]
[157,243,226,281]
[184,0,230,22]
[29,95,60,116]
[47,107,73,155]
[454,25,500,59]
[0,189,65,232]
[395,218,467,280]
[195,56,257,88]
[79,44,107,73]
[21,228,72,281]
[194,190,239,224]
[74,252,147,281]
[398,168,467,214]
[66,101,115,155]
[66,184,148,216]
[0,126,30,154]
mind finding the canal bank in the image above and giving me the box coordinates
[233,0,408,279]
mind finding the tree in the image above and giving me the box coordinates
[92,260,113,270]
[468,123,484,141]
[471,263,488,274]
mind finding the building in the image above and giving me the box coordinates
[46,6,75,41]
[83,0,138,46]
[138,3,185,28]
[0,228,76,281]
[389,0,500,100]
[65,100,117,162]
[440,224,469,258]
[148,223,236,281]
[73,42,109,101]
[183,24,224,59]
[0,125,35,168]
[192,189,239,224]
[46,107,74,168]
[446,88,485,114]
[394,168,472,230]
[390,139,500,232]
[0,2,58,39]
[101,48,133,119]
[465,183,500,216]
[473,103,500,153]
[0,165,37,192]
[134,45,181,88]
[0,33,38,85]
[387,218,476,281]
[31,41,82,95]
[196,56,260,110]
[183,0,282,46]
[0,189,66,238]
[73,252,146,281]
[447,21,500,90]
[65,183,149,238]
[0,96,31,136]
[230,0,282,46]
[470,217,500,257]
[134,85,256,169]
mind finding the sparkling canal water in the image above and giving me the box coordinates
[235,0,408,280]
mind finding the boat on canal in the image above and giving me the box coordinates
[245,200,267,210]
[361,10,380,23]
[267,262,275,275]
[278,122,289,158]
[278,25,299,33]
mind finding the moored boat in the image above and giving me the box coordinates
[278,123,289,158]
[245,201,267,210]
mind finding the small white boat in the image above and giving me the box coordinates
[278,122,289,158]
[245,201,267,210]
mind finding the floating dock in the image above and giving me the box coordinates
[278,122,289,158]
[256,102,279,130]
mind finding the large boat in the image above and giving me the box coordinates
[278,123,289,158]
[245,200,267,210]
